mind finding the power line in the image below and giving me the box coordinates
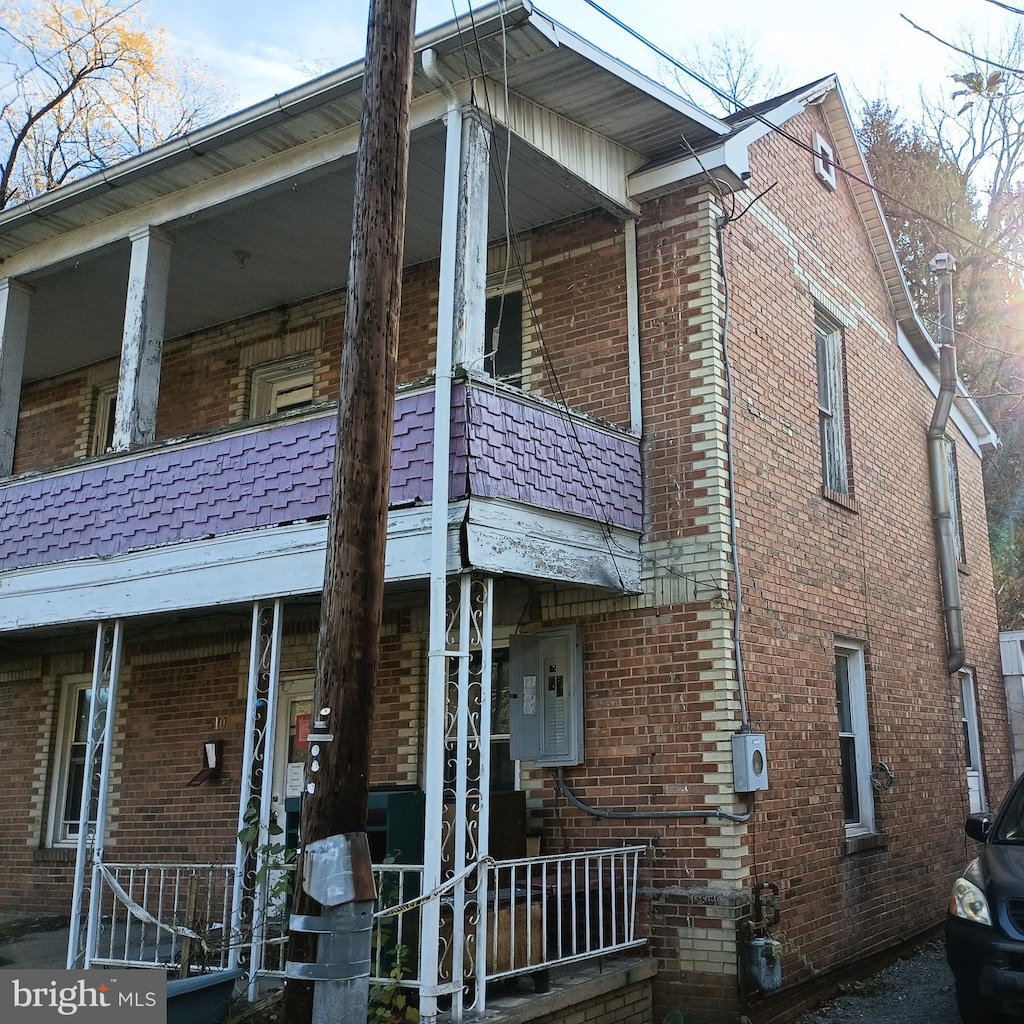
[987,0,1024,16]
[441,1,724,597]
[900,13,1024,76]
[579,0,1024,281]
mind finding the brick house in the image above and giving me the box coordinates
[0,3,1010,1023]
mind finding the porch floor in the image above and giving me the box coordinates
[0,912,657,1024]
[473,956,657,1023]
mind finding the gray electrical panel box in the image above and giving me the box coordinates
[509,627,584,766]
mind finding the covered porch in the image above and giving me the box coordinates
[25,574,649,1020]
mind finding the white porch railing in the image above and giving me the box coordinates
[89,862,236,972]
[481,845,646,982]
[87,847,644,999]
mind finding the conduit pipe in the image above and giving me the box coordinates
[927,253,966,675]
[557,768,753,823]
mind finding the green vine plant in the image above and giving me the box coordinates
[368,855,418,1023]
[237,800,297,915]
[368,943,418,1023]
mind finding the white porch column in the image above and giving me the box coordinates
[112,226,173,450]
[419,86,463,1023]
[0,278,32,476]
[451,110,492,372]
[230,600,284,996]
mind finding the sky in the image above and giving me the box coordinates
[140,0,1017,119]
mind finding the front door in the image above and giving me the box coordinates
[270,677,313,900]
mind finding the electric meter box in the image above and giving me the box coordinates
[509,627,584,766]
[732,732,769,792]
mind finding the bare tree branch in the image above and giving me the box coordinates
[986,0,1024,16]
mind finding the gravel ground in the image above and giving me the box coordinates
[796,942,960,1024]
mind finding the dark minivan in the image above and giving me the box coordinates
[946,774,1024,1024]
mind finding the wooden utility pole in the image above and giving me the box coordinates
[283,0,416,1020]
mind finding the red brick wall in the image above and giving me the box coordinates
[527,211,632,427]
[12,375,86,474]
[0,668,63,911]
[719,103,1009,1007]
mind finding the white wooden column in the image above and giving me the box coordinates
[112,226,173,450]
[0,278,32,476]
[451,110,492,372]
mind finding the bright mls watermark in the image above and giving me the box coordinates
[3,970,166,1021]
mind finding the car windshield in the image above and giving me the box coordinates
[993,778,1024,843]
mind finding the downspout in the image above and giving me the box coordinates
[927,253,966,675]
[625,218,643,436]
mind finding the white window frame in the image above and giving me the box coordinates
[250,358,315,418]
[814,131,837,190]
[816,314,850,496]
[47,675,104,847]
[835,641,874,837]
[960,669,987,813]
[90,383,118,456]
[946,437,966,563]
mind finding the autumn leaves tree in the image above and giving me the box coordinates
[0,0,225,210]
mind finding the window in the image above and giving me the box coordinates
[490,648,515,792]
[250,358,315,418]
[90,384,118,456]
[484,291,522,383]
[960,670,987,813]
[443,648,517,794]
[946,438,966,563]
[835,641,874,836]
[813,132,837,190]
[815,314,850,497]
[49,679,107,846]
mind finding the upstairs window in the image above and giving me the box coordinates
[90,383,118,456]
[250,358,315,418]
[946,438,966,563]
[484,291,522,384]
[815,313,850,497]
[814,131,837,190]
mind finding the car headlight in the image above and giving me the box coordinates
[950,876,992,926]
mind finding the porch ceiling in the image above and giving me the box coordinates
[20,123,599,382]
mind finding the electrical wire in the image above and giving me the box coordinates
[443,2,640,594]
[579,0,1024,282]
[715,212,749,730]
[443,2,741,598]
